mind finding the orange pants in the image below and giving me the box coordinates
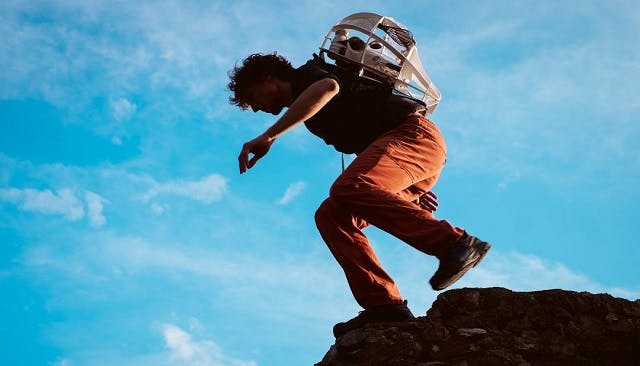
[314,114,465,309]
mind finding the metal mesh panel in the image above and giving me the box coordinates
[377,24,415,48]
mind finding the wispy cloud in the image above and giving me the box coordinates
[84,191,107,228]
[110,97,137,122]
[143,174,227,204]
[420,2,640,193]
[160,323,257,366]
[0,186,109,227]
[22,230,356,322]
[373,234,640,314]
[276,181,306,205]
[50,358,73,366]
[0,1,292,108]
[436,250,639,300]
[0,187,84,221]
[150,202,167,216]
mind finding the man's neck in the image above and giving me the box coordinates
[276,79,293,107]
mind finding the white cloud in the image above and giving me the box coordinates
[160,323,257,366]
[444,250,639,300]
[419,3,640,193]
[84,191,107,227]
[110,97,137,122]
[276,181,305,205]
[0,1,250,106]
[0,187,84,221]
[50,358,73,366]
[143,174,227,204]
[150,202,167,216]
[0,186,109,227]
[22,231,356,322]
[367,231,640,314]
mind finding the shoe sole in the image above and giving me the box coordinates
[430,241,491,291]
[333,312,415,338]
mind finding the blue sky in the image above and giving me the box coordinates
[1,0,639,365]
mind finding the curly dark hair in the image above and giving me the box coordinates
[227,52,295,109]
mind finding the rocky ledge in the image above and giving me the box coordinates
[315,287,640,366]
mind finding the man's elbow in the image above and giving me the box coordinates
[321,78,340,96]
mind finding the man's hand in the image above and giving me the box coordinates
[238,134,274,174]
[418,191,438,213]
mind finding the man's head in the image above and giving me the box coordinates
[228,52,295,115]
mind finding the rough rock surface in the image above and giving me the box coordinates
[315,287,640,366]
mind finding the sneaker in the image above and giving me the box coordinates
[333,300,415,338]
[429,234,491,291]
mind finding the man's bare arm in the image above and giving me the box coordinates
[238,78,340,173]
[263,77,339,141]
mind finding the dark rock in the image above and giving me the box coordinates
[315,287,640,366]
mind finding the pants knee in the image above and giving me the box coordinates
[314,198,333,228]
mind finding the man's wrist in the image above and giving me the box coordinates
[261,132,277,143]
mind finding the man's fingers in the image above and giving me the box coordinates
[238,155,246,174]
[239,148,262,173]
[418,191,438,213]
[238,146,250,174]
[248,150,266,168]
[247,155,258,168]
[424,191,438,207]
[238,136,271,174]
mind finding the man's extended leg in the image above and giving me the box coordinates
[315,197,416,338]
[315,198,414,338]
[315,197,403,308]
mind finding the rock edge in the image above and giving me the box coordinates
[315,287,640,366]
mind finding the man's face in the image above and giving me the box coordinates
[246,75,285,115]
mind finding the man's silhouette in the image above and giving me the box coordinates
[228,52,490,337]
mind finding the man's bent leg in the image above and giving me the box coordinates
[315,197,403,308]
[330,115,464,258]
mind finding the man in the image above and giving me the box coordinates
[228,52,490,337]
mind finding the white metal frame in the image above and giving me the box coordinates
[319,12,441,114]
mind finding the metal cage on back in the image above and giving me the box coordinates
[318,12,441,115]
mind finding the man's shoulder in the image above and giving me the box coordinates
[296,58,334,76]
[291,58,341,95]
